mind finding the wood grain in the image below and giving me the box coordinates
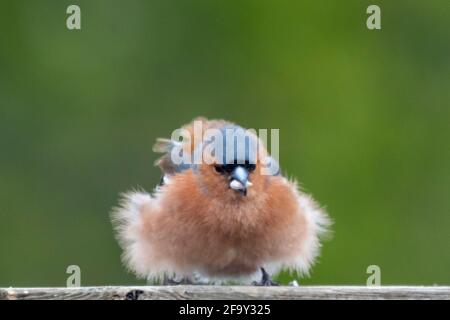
[1,286,449,300]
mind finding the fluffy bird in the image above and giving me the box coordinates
[112,118,330,285]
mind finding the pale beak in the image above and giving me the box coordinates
[229,166,252,196]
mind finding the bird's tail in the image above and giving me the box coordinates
[110,191,154,278]
[294,191,332,276]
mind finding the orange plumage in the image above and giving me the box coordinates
[112,117,330,284]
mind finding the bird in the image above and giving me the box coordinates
[111,117,330,285]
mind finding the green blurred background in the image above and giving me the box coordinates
[0,0,449,286]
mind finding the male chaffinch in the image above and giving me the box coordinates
[112,117,330,285]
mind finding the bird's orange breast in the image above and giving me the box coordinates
[141,170,307,277]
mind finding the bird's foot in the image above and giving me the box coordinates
[252,268,279,286]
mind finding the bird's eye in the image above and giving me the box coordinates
[224,164,235,173]
[244,160,256,172]
[214,165,225,174]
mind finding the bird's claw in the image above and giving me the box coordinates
[252,268,279,286]
[252,279,279,286]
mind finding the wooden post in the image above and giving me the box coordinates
[1,286,449,300]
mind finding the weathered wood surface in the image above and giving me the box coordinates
[1,286,449,300]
